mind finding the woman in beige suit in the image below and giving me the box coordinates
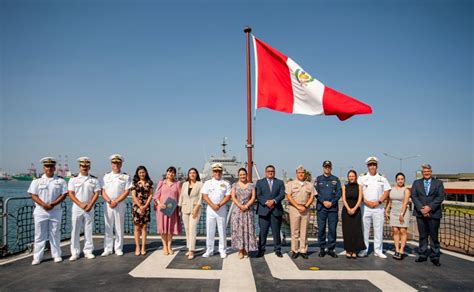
[178,168,203,260]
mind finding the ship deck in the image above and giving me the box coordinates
[1,237,473,291]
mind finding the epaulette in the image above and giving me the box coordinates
[378,173,385,177]
[72,173,78,177]
[122,172,128,175]
[90,174,97,178]
[56,175,64,178]
[360,173,366,176]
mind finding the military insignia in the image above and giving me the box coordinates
[293,68,315,86]
[220,184,225,188]
[331,181,337,185]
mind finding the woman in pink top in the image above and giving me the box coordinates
[154,166,182,255]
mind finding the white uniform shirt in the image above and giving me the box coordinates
[28,174,68,217]
[101,172,132,200]
[201,178,231,215]
[68,174,102,213]
[357,173,391,208]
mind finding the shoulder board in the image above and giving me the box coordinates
[378,173,385,177]
[90,175,97,178]
[122,172,128,175]
[360,173,366,176]
[56,175,63,178]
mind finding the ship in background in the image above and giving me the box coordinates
[11,163,37,181]
[201,138,245,184]
[0,169,11,180]
[11,155,73,182]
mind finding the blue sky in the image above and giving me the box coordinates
[1,0,472,181]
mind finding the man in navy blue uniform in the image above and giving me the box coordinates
[255,165,285,258]
[315,160,342,258]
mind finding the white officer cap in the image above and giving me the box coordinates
[109,154,124,163]
[40,157,57,166]
[77,157,91,166]
[211,163,223,171]
[365,156,378,165]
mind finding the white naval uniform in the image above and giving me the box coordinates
[101,172,132,253]
[27,175,68,261]
[68,174,101,257]
[357,173,391,254]
[201,178,231,254]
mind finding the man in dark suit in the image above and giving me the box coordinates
[410,164,445,266]
[255,165,285,257]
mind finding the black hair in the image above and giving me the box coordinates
[265,165,275,171]
[347,169,358,177]
[395,172,405,179]
[133,165,153,187]
[238,167,248,175]
[187,167,201,182]
[166,166,177,174]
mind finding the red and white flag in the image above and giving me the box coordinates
[253,37,372,121]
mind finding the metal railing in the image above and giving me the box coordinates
[1,195,473,257]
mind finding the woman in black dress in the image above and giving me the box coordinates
[342,170,366,258]
[131,166,154,256]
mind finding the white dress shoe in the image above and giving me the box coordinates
[31,259,41,266]
[84,253,95,259]
[202,251,213,258]
[374,251,387,259]
[115,250,124,256]
[69,255,79,261]
[101,250,112,257]
[54,257,63,263]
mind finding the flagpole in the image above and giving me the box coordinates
[244,26,253,182]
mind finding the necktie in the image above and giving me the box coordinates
[424,180,430,196]
[268,179,273,191]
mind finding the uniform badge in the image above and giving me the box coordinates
[331,181,337,185]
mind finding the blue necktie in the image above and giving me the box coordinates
[424,180,430,196]
[268,179,273,191]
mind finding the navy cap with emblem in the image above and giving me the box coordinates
[322,160,332,167]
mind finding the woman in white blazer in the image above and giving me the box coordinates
[178,168,203,259]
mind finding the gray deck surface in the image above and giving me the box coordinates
[0,238,472,291]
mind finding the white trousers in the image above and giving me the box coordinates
[206,208,226,254]
[362,206,384,253]
[33,214,61,261]
[104,202,126,253]
[70,210,94,256]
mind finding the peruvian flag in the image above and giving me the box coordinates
[253,37,373,121]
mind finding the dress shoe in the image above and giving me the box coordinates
[275,251,283,257]
[256,250,265,258]
[291,251,299,259]
[357,251,368,257]
[327,250,338,258]
[374,251,387,259]
[415,256,427,263]
[31,259,41,266]
[53,257,63,263]
[69,254,79,261]
[431,259,441,266]
[318,249,326,257]
[300,253,309,259]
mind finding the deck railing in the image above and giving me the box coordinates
[1,190,472,257]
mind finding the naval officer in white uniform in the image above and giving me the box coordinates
[68,157,101,261]
[201,163,231,258]
[28,157,68,265]
[357,156,391,258]
[101,154,132,256]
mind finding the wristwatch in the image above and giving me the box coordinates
[378,200,382,205]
